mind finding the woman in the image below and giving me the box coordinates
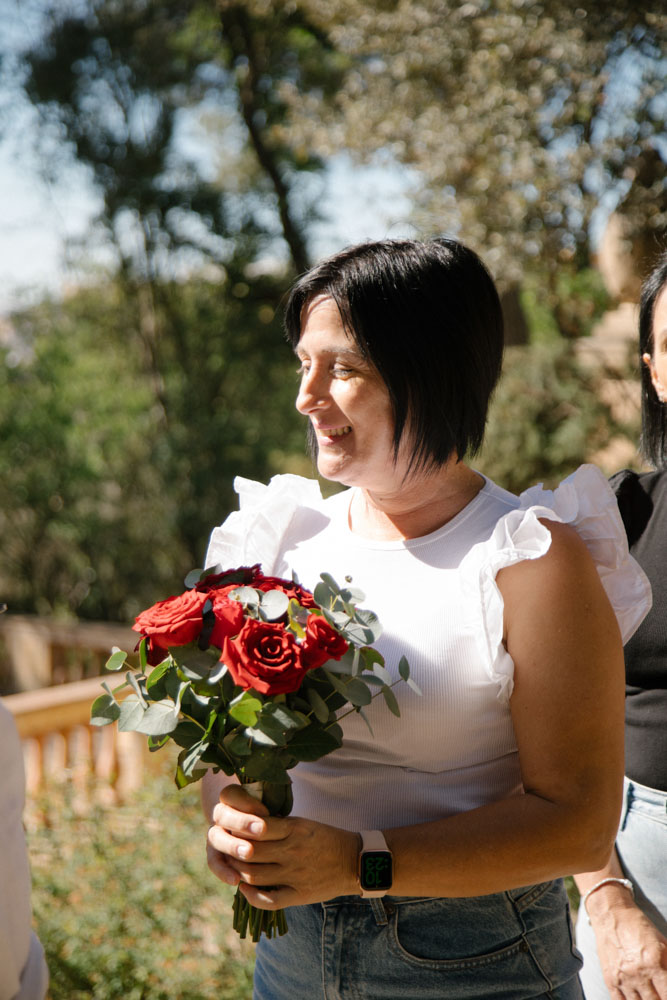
[574,251,667,1000]
[203,238,650,999]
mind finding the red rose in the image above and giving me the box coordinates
[196,565,261,592]
[207,588,245,648]
[301,615,349,669]
[253,576,318,609]
[133,589,210,660]
[222,619,310,695]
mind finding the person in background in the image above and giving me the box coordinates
[574,251,667,1000]
[0,695,49,1000]
[202,238,650,1000]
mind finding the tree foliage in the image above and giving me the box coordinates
[282,0,666,313]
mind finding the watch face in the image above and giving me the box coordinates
[360,850,392,892]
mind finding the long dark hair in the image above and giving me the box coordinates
[639,251,667,469]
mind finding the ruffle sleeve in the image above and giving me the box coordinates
[459,464,652,703]
[204,474,323,574]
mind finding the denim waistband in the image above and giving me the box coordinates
[621,776,667,830]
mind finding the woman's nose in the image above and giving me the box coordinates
[296,368,328,414]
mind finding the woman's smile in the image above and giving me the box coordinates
[295,295,405,491]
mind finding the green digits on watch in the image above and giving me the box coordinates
[357,829,393,898]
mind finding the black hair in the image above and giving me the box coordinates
[639,250,667,469]
[283,237,504,473]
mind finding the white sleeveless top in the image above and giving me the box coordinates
[205,465,650,832]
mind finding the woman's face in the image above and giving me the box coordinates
[643,284,667,404]
[295,295,410,492]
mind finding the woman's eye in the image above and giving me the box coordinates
[332,367,353,378]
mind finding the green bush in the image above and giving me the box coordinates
[28,773,254,1000]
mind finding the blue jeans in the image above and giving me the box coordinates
[254,879,583,999]
[575,778,667,1000]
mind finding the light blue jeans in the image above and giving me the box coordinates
[254,878,583,999]
[575,778,667,1000]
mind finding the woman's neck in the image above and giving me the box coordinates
[347,461,485,541]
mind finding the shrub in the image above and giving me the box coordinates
[28,773,254,1000]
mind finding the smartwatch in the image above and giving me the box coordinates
[357,829,393,898]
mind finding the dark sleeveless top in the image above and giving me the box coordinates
[611,469,667,792]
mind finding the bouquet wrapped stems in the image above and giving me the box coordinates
[233,779,292,941]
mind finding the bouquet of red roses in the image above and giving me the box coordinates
[91,563,416,941]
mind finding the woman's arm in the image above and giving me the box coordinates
[206,520,627,908]
[575,852,667,999]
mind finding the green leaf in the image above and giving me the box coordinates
[398,656,410,681]
[259,589,289,621]
[313,581,334,607]
[170,643,220,679]
[306,687,330,723]
[170,720,206,748]
[372,663,393,686]
[147,733,170,752]
[241,749,291,783]
[339,586,365,603]
[184,567,204,589]
[105,648,128,672]
[263,702,309,731]
[342,678,372,707]
[229,691,263,727]
[286,725,342,761]
[223,731,253,757]
[407,677,423,696]
[90,693,120,727]
[125,671,147,706]
[139,636,148,672]
[145,659,172,698]
[135,699,181,736]
[118,694,148,732]
[381,685,401,717]
[319,572,341,594]
[322,668,350,698]
[244,726,279,747]
[229,586,260,608]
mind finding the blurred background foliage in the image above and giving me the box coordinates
[29,772,255,999]
[0,0,665,621]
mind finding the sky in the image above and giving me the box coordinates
[0,0,419,315]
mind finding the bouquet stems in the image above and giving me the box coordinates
[232,779,292,941]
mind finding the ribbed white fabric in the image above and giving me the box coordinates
[205,465,651,832]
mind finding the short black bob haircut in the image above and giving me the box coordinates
[639,250,667,470]
[283,237,504,474]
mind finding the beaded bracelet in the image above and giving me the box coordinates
[581,877,635,924]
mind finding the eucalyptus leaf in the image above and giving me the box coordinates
[135,699,180,736]
[179,739,208,777]
[381,685,401,717]
[407,677,423,696]
[286,725,342,761]
[306,687,330,723]
[357,707,375,736]
[244,726,279,747]
[229,586,260,608]
[372,663,393,686]
[313,581,333,608]
[398,655,410,681]
[125,671,147,706]
[90,693,120,726]
[170,643,220,678]
[322,668,349,698]
[342,678,373,707]
[139,636,148,672]
[319,572,341,594]
[207,661,228,685]
[118,694,147,732]
[145,659,172,697]
[229,692,263,727]
[105,648,128,672]
[223,732,253,757]
[262,702,309,731]
[184,567,204,589]
[339,586,365,603]
[147,733,170,752]
[259,589,289,621]
[252,715,289,746]
[170,720,206,748]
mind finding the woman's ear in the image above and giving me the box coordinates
[643,351,667,402]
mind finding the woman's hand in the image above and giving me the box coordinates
[588,896,667,1000]
[206,784,360,909]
